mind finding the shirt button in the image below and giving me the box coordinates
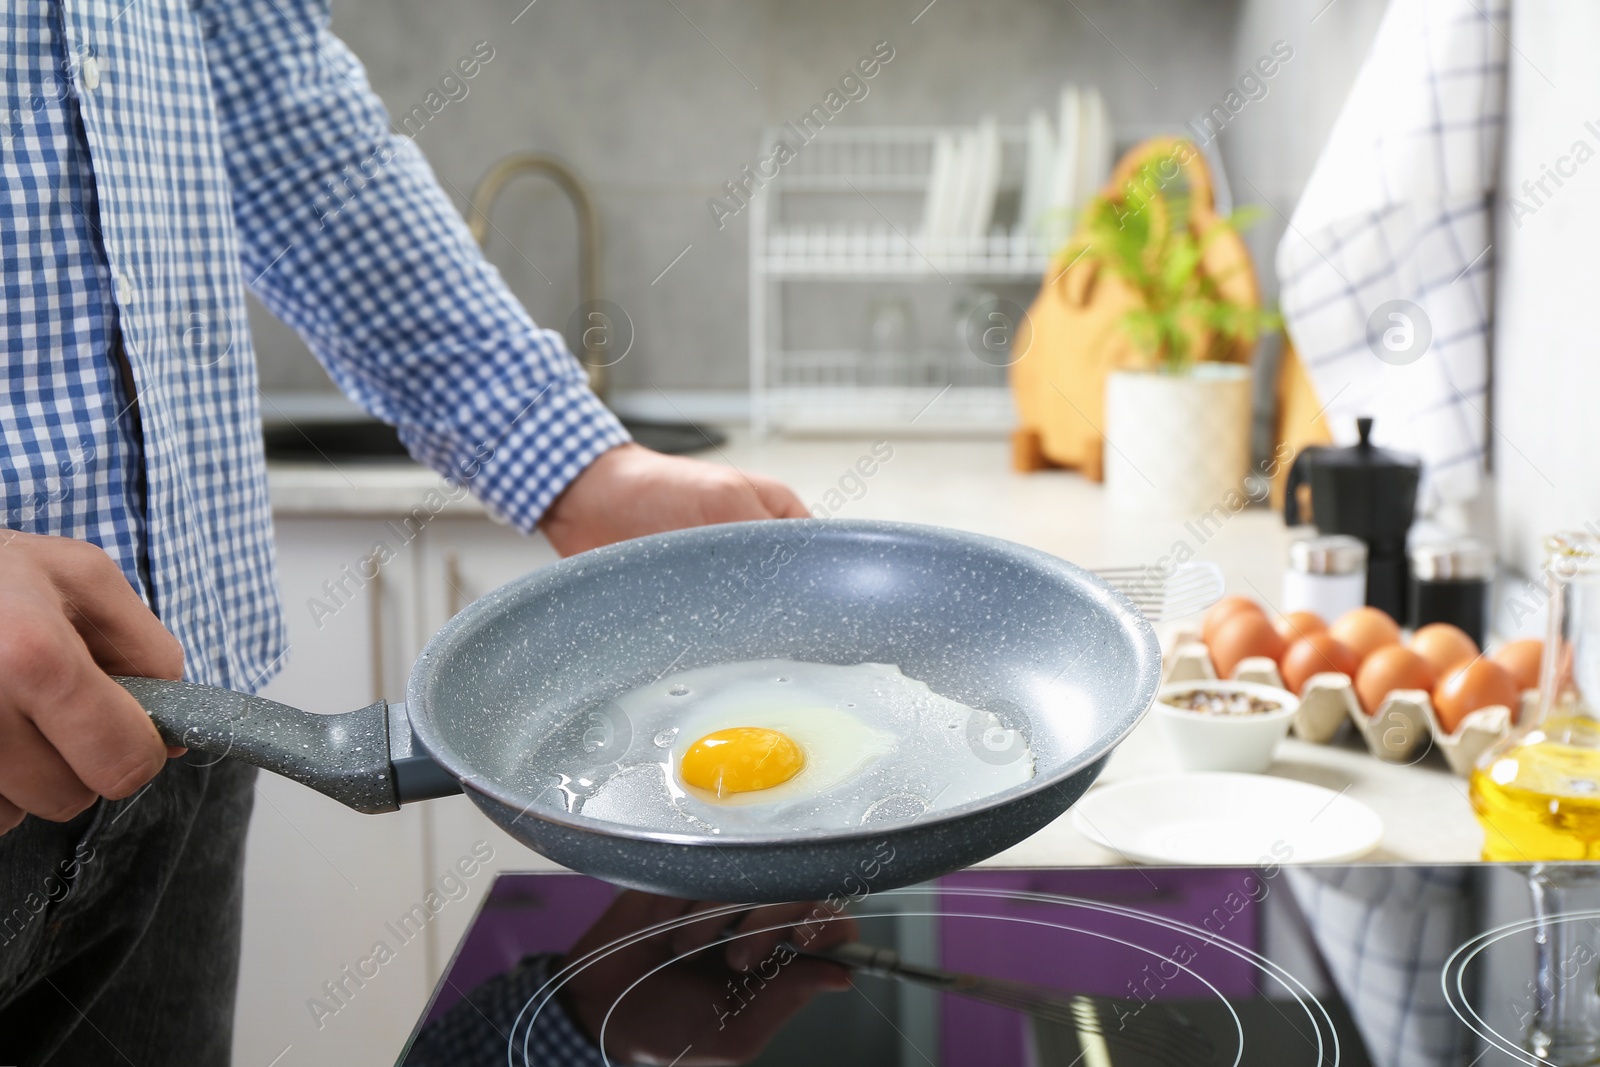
[115,274,134,304]
[81,55,101,91]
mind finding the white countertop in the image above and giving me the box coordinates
[269,430,1484,865]
[267,460,488,517]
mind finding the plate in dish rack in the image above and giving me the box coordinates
[1071,772,1384,865]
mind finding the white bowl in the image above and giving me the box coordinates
[1154,680,1300,774]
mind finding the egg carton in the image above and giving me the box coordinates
[1160,639,1532,777]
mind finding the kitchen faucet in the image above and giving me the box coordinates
[466,154,608,397]
[465,154,721,454]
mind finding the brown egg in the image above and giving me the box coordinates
[1329,606,1402,663]
[1202,596,1266,645]
[1207,612,1289,679]
[1354,645,1438,716]
[1274,610,1328,644]
[1409,623,1480,677]
[1280,633,1362,695]
[1492,638,1544,692]
[1433,658,1519,734]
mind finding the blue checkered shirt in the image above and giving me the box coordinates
[405,953,606,1067]
[1,0,629,691]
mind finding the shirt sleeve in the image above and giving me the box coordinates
[197,0,629,529]
[404,953,608,1067]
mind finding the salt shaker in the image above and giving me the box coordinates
[1283,535,1368,620]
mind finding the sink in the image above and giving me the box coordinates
[262,419,410,463]
[262,417,722,464]
[620,417,725,455]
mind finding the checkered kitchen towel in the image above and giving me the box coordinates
[1275,0,1506,509]
[1288,866,1473,1067]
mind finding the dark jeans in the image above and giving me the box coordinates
[0,757,256,1066]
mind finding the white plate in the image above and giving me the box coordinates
[1072,772,1384,865]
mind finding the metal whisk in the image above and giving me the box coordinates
[1091,560,1225,623]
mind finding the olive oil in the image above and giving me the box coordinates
[1471,717,1600,861]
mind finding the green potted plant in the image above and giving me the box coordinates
[1068,175,1281,515]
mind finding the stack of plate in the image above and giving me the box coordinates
[1018,84,1114,238]
[918,85,1113,252]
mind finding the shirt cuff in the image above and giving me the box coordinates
[404,952,608,1066]
[448,374,631,533]
[526,954,611,1067]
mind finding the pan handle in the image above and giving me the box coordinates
[114,678,462,813]
[385,701,466,804]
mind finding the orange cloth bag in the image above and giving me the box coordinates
[1010,137,1260,480]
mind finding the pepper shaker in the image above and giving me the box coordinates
[1410,539,1492,647]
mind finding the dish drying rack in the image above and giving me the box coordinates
[746,120,1226,435]
[749,125,1059,436]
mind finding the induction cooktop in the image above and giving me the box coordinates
[394,864,1590,1066]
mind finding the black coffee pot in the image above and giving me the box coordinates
[1284,417,1421,620]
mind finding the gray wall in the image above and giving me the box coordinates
[1227,0,1388,297]
[254,0,1384,402]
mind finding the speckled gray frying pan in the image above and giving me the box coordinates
[118,520,1160,902]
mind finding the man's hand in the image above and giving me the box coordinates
[0,531,184,836]
[541,444,809,556]
[559,892,856,1065]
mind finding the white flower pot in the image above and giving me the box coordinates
[1103,363,1253,516]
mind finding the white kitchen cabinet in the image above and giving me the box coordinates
[234,516,431,1067]
[412,518,567,983]
[234,510,562,1067]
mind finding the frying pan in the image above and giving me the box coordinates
[118,520,1160,902]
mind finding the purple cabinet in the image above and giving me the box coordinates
[938,869,1267,1066]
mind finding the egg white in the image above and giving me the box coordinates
[563,659,1036,834]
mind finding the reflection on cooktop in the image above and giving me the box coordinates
[395,864,1599,1066]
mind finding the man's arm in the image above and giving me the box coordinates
[198,0,804,551]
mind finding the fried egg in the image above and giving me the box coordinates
[538,659,1036,835]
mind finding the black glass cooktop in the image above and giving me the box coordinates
[395,864,1599,1066]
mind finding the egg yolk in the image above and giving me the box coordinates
[679,727,805,797]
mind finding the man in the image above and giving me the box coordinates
[0,1,805,1062]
